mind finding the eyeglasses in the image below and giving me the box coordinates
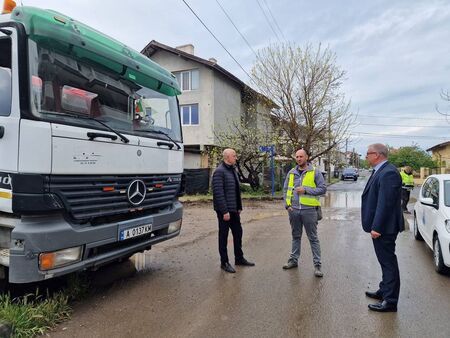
[366,152,378,156]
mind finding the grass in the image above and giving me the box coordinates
[0,273,90,337]
[0,291,71,337]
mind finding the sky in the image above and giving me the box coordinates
[16,0,450,156]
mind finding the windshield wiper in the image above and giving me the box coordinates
[137,129,181,150]
[42,111,129,143]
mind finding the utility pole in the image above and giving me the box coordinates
[327,110,331,183]
[345,138,348,165]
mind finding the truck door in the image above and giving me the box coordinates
[0,28,19,211]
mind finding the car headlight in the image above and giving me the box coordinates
[446,220,450,234]
[39,246,82,271]
[168,219,182,234]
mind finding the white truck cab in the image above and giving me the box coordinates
[0,5,184,286]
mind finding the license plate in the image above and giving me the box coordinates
[119,224,152,241]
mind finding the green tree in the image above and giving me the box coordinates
[388,145,436,170]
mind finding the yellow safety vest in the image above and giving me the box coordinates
[286,167,321,207]
[400,171,414,187]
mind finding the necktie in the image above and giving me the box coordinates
[366,169,375,186]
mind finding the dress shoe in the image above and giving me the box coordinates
[314,266,324,277]
[368,300,397,312]
[235,258,255,266]
[365,290,383,300]
[221,262,236,273]
[282,260,298,270]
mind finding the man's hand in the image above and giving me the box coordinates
[371,230,381,239]
[223,212,230,221]
[287,207,293,212]
[295,186,306,194]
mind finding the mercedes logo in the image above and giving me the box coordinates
[127,179,147,206]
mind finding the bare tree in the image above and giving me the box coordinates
[436,89,450,123]
[205,89,279,191]
[251,43,355,160]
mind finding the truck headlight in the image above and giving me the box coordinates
[446,220,450,234]
[39,246,82,271]
[168,219,182,234]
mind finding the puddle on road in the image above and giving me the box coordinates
[94,190,364,277]
[323,190,361,208]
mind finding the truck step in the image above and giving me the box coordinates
[0,249,9,267]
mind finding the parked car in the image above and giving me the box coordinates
[413,174,450,274]
[341,167,358,181]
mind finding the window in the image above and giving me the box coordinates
[174,69,199,91]
[27,41,182,141]
[181,104,199,125]
[444,180,450,207]
[0,37,12,116]
[422,179,432,198]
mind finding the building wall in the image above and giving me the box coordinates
[431,145,450,167]
[213,72,242,143]
[184,152,201,169]
[149,51,215,146]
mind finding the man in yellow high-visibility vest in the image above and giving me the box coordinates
[282,149,327,277]
[400,166,414,214]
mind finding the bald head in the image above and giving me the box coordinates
[223,148,237,165]
[295,149,309,168]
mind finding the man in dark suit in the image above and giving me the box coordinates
[361,143,404,312]
[212,148,255,273]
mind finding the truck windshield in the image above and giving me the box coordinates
[0,36,12,116]
[27,40,182,141]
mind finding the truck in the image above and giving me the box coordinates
[0,3,184,288]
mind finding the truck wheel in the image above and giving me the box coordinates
[433,235,449,274]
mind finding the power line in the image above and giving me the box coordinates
[181,0,256,86]
[261,0,286,40]
[255,0,281,42]
[351,132,449,139]
[357,114,449,121]
[215,0,258,58]
[357,123,450,129]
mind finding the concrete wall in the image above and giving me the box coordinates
[213,72,242,143]
[184,152,201,169]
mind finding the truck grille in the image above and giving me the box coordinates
[49,174,181,222]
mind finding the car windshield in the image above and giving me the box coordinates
[343,168,356,174]
[444,180,450,207]
[27,40,182,141]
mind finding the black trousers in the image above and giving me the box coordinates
[216,211,244,264]
[401,189,410,211]
[372,234,400,304]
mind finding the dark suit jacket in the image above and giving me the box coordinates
[361,162,404,234]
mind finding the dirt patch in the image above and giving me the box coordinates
[156,200,285,252]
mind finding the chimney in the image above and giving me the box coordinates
[208,57,217,64]
[176,44,194,55]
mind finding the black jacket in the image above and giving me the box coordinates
[361,162,404,234]
[212,162,242,214]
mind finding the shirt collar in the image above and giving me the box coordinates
[373,160,387,173]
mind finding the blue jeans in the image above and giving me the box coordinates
[288,208,321,267]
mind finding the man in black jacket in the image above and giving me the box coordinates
[212,148,254,273]
[362,143,404,312]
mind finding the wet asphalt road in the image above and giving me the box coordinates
[51,175,450,338]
